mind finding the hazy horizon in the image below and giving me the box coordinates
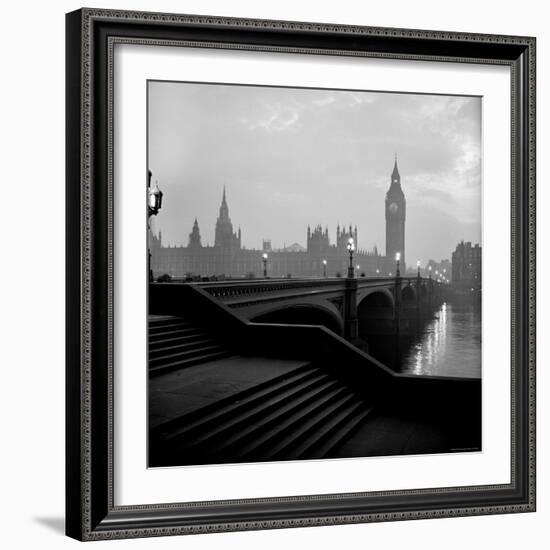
[148,81,482,264]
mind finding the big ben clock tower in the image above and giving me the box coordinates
[385,155,406,271]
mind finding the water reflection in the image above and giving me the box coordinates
[366,302,481,378]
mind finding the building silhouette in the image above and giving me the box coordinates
[452,241,481,290]
[385,155,406,271]
[150,160,406,279]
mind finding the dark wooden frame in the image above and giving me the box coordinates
[66,8,536,541]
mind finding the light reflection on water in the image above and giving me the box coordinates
[401,302,481,378]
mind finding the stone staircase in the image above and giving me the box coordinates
[149,316,232,376]
[150,361,374,467]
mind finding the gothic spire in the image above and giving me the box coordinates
[388,154,404,198]
[392,153,400,180]
[219,186,229,220]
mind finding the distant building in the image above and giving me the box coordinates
[452,241,481,290]
[425,259,452,281]
[150,160,407,279]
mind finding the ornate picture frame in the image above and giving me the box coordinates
[66,8,536,541]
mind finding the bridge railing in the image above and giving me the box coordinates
[192,276,429,301]
[195,278,347,300]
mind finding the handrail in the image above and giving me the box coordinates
[189,276,429,301]
[198,278,346,299]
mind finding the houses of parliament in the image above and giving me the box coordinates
[150,158,407,279]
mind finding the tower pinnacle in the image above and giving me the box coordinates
[215,186,239,248]
[188,217,202,247]
[219,186,229,220]
[392,154,400,180]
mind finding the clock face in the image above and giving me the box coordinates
[389,202,399,214]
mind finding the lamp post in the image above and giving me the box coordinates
[417,260,421,278]
[148,180,163,218]
[322,259,327,278]
[376,268,380,276]
[395,252,401,278]
[262,253,268,278]
[346,238,355,278]
[147,176,163,282]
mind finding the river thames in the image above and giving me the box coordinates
[369,301,482,379]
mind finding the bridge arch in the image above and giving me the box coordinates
[357,289,395,320]
[401,284,416,304]
[357,287,395,311]
[250,303,344,336]
[356,289,395,341]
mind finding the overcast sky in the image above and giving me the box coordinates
[148,81,481,264]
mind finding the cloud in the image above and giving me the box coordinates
[313,96,337,107]
[243,103,301,133]
[148,82,481,262]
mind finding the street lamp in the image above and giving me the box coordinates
[147,177,163,282]
[376,268,380,276]
[417,260,421,278]
[322,259,327,278]
[428,265,432,280]
[262,253,268,278]
[148,180,163,217]
[346,238,355,278]
[395,252,401,278]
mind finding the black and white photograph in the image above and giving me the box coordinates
[147,81,482,468]
[1,0,543,545]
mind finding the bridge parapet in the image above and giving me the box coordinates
[195,277,347,300]
[194,276,427,300]
[183,276,444,342]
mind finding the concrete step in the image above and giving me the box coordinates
[241,392,359,462]
[149,330,208,349]
[149,343,224,367]
[177,375,337,456]
[219,387,353,462]
[285,402,374,460]
[149,337,218,359]
[149,318,193,331]
[149,326,207,341]
[152,364,319,442]
[149,350,233,377]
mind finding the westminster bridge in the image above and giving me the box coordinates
[190,275,445,344]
